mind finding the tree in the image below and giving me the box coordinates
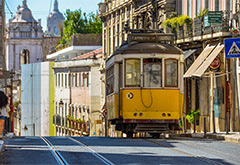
[60,9,102,48]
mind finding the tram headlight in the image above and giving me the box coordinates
[162,113,166,117]
[167,113,171,117]
[139,113,143,117]
[134,113,137,116]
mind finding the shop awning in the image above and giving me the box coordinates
[183,44,216,78]
[183,49,197,60]
[192,44,224,77]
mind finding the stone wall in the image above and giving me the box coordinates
[42,36,61,61]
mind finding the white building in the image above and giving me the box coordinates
[6,0,43,71]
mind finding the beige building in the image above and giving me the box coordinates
[98,0,177,59]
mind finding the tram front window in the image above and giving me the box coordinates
[125,59,141,87]
[143,58,162,87]
[165,59,178,87]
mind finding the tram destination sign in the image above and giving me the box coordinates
[129,34,174,44]
[208,11,222,23]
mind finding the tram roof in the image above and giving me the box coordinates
[111,42,182,57]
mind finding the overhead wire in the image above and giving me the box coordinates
[5,0,13,18]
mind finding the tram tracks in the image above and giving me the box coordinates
[41,136,114,165]
[143,138,224,165]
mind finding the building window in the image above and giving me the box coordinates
[75,74,78,87]
[106,65,114,95]
[122,22,125,42]
[72,74,74,87]
[165,59,178,87]
[117,24,120,47]
[125,59,141,87]
[68,74,71,87]
[58,74,60,87]
[61,73,63,87]
[104,29,106,55]
[113,25,115,51]
[65,74,67,87]
[55,74,58,87]
[109,27,111,56]
[187,0,192,17]
[75,107,77,119]
[20,49,30,65]
[215,0,220,11]
[178,0,183,15]
[143,58,162,87]
[79,73,81,87]
[196,0,201,16]
[205,0,209,9]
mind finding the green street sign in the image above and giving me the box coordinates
[208,11,222,23]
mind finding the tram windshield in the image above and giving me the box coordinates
[125,59,141,87]
[143,58,162,87]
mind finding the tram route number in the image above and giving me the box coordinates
[127,93,134,99]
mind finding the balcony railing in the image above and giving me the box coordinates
[68,119,87,132]
[176,13,230,41]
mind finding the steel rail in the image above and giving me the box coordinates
[41,136,69,165]
[67,137,115,165]
[143,139,223,165]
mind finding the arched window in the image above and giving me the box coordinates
[20,49,30,65]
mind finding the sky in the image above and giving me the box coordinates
[5,0,102,31]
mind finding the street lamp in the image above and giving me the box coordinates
[59,99,64,108]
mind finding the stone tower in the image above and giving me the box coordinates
[47,0,65,35]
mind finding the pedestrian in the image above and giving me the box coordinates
[0,90,9,138]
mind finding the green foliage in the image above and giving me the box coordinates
[162,15,192,31]
[67,115,74,120]
[186,109,200,123]
[13,100,20,107]
[177,15,192,26]
[75,118,85,123]
[60,9,102,48]
[196,9,208,19]
[179,118,183,128]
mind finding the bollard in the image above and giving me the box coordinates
[204,117,206,135]
[226,112,229,134]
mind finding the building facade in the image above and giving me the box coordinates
[6,0,43,71]
[51,48,104,136]
[21,62,55,136]
[176,0,240,133]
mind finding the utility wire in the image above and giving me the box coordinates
[5,0,13,18]
[49,0,53,14]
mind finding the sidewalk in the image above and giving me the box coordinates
[170,132,240,144]
[0,133,14,154]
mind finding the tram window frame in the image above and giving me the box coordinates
[125,59,141,87]
[164,58,178,87]
[106,65,114,95]
[143,58,162,88]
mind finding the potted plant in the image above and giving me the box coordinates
[186,109,200,125]
[230,27,239,34]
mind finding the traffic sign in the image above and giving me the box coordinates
[208,11,222,23]
[224,38,240,58]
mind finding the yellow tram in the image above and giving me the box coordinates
[106,31,184,137]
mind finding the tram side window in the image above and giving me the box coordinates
[165,59,178,87]
[106,66,114,95]
[125,59,141,87]
[143,58,162,87]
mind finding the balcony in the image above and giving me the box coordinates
[68,119,87,133]
[176,14,231,44]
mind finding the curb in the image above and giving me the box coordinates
[168,133,240,144]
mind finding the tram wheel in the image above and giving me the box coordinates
[151,133,160,139]
[126,132,133,138]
